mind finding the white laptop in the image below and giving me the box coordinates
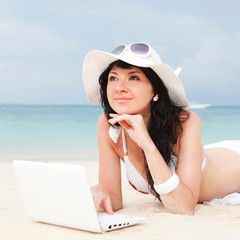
[12,160,144,233]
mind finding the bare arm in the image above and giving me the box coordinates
[109,112,204,214]
[92,114,123,213]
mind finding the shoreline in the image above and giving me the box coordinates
[1,158,240,239]
[0,149,99,162]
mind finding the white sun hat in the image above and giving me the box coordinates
[82,43,189,108]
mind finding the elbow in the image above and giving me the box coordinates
[168,206,194,215]
[166,203,195,215]
[161,196,196,215]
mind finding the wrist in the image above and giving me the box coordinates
[141,137,157,154]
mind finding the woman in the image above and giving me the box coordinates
[82,43,240,215]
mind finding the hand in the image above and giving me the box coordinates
[91,184,114,215]
[108,113,153,149]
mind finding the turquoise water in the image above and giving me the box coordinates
[193,107,240,144]
[0,105,239,158]
[0,105,103,157]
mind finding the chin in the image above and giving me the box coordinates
[110,102,145,115]
[114,109,139,115]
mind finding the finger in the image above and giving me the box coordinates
[108,114,133,125]
[103,197,114,215]
[108,117,131,127]
[109,113,119,118]
[109,116,137,132]
[118,120,132,130]
[108,118,117,125]
[93,196,102,211]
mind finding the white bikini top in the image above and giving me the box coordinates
[109,126,205,194]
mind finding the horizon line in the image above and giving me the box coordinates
[1,103,240,108]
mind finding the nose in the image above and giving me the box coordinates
[115,79,128,93]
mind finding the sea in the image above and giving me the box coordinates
[0,105,240,161]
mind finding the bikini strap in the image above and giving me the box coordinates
[121,129,128,157]
[109,125,128,157]
[109,125,121,143]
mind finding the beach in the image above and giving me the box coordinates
[1,155,240,240]
[1,105,240,239]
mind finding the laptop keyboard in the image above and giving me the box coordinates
[97,212,134,223]
[97,212,144,231]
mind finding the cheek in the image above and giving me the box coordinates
[106,85,115,107]
[134,86,154,99]
[106,85,111,100]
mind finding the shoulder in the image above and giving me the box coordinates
[181,111,201,129]
[178,111,202,149]
[178,111,202,143]
[174,111,202,153]
[98,113,112,133]
[98,113,109,127]
[97,113,111,141]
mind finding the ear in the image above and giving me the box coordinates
[153,95,159,102]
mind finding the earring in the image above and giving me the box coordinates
[153,95,158,102]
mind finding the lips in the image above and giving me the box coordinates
[114,97,133,103]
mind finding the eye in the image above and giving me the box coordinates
[130,76,139,80]
[109,76,118,81]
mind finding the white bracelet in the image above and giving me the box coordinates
[154,173,180,195]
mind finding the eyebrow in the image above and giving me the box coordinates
[109,71,118,75]
[128,71,143,75]
[109,70,143,75]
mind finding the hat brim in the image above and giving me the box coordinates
[82,50,189,108]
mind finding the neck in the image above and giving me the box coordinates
[142,113,151,127]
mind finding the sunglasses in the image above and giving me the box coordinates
[111,43,150,57]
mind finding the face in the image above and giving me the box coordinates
[106,66,155,118]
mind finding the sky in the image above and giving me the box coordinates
[0,0,240,106]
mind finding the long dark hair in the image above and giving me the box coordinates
[99,60,189,200]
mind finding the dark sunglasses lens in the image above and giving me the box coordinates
[130,43,149,55]
[111,45,125,55]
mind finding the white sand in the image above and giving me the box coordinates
[1,157,240,240]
